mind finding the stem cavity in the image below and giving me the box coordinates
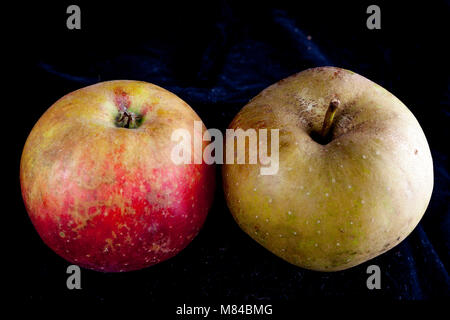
[115,110,142,129]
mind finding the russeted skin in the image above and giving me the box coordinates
[223,67,433,271]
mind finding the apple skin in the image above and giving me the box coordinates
[20,80,215,272]
[222,67,433,271]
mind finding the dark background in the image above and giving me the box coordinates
[7,0,449,307]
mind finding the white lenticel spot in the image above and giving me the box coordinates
[332,178,336,183]
[350,221,353,225]
[293,232,297,235]
[325,193,329,197]
[317,230,321,234]
[376,151,380,155]
[255,215,258,219]
[361,200,365,204]
[362,155,367,159]
[306,192,310,196]
[266,232,269,236]
[300,185,304,190]
[288,211,292,215]
[317,220,321,224]
[314,243,318,247]
[282,248,286,251]
[268,198,273,203]
[309,167,312,172]
[265,219,269,222]
[336,242,340,246]
[253,188,257,191]
[340,164,344,168]
[348,185,352,189]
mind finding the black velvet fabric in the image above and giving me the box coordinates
[10,1,449,304]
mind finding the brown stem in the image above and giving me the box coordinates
[116,110,142,129]
[320,99,340,138]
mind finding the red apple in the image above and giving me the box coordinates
[20,80,215,272]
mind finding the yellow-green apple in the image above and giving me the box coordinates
[20,80,215,272]
[222,67,433,271]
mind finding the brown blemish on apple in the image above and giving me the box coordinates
[313,67,327,73]
[333,69,345,79]
[414,149,418,155]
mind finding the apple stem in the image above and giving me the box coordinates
[116,110,142,129]
[320,99,340,138]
